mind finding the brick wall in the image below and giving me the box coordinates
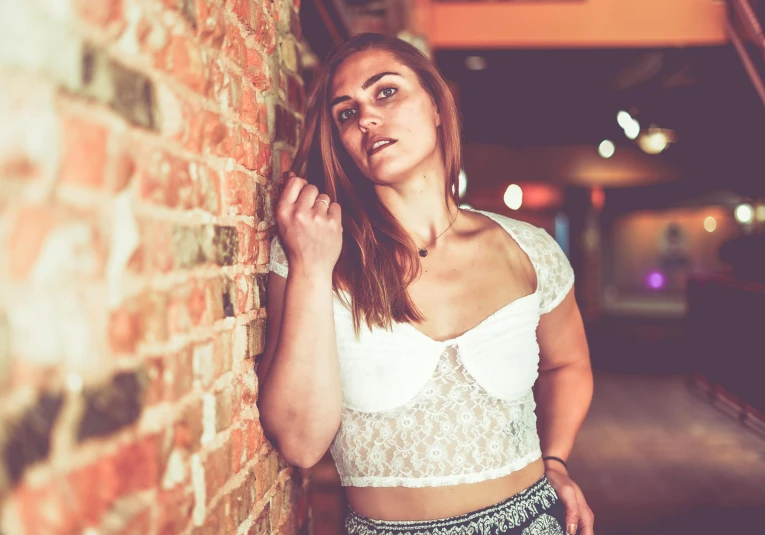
[0,0,308,534]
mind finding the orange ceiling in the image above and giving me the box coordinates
[413,0,728,49]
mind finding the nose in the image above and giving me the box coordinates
[357,104,381,131]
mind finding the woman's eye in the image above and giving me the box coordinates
[378,87,397,99]
[338,108,356,123]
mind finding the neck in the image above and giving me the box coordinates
[374,159,459,251]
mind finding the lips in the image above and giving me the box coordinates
[366,137,398,156]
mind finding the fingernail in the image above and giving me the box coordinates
[567,524,577,534]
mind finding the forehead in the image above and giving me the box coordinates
[330,49,411,96]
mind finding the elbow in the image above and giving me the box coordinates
[276,439,327,469]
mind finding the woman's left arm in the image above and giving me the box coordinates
[535,285,595,535]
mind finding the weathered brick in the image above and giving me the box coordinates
[158,485,195,535]
[155,35,210,95]
[204,442,232,503]
[140,290,170,343]
[237,221,258,265]
[58,115,108,188]
[67,434,161,525]
[249,502,270,535]
[78,369,147,441]
[245,49,271,91]
[175,399,204,452]
[108,302,142,354]
[3,394,63,484]
[221,170,257,216]
[274,105,298,146]
[213,226,238,265]
[248,318,266,359]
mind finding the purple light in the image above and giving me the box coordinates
[647,271,664,290]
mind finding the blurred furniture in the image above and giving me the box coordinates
[686,273,765,422]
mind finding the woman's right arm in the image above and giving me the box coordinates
[256,175,344,468]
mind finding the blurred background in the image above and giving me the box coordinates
[0,0,764,534]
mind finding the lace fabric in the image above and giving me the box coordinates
[267,209,575,487]
[329,344,542,487]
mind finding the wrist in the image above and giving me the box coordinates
[542,455,569,473]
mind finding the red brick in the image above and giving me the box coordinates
[240,83,261,127]
[237,221,258,264]
[155,35,210,95]
[158,485,195,535]
[7,206,57,280]
[221,171,256,216]
[112,149,136,192]
[231,427,243,473]
[175,399,204,451]
[118,506,152,535]
[233,272,251,314]
[108,304,141,354]
[222,20,247,67]
[196,0,226,48]
[67,435,160,525]
[245,49,271,91]
[59,116,108,188]
[244,421,265,462]
[13,480,80,535]
[253,7,276,53]
[257,139,273,176]
[187,284,207,326]
[286,74,304,112]
[204,442,232,503]
[75,0,122,26]
[140,290,170,342]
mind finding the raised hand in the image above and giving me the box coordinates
[275,173,343,277]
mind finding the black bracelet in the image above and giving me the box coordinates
[543,456,568,470]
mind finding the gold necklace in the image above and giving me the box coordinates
[418,209,459,257]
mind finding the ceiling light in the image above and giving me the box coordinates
[598,140,615,158]
[624,118,640,140]
[465,56,487,71]
[616,110,632,129]
[735,203,754,224]
[504,184,523,210]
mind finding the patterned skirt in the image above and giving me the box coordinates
[344,475,567,535]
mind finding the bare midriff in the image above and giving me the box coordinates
[343,457,546,521]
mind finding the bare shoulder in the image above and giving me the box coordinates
[459,209,537,286]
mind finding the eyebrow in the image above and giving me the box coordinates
[329,71,402,109]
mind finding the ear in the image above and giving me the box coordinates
[433,99,442,127]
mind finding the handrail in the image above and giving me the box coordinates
[727,0,765,108]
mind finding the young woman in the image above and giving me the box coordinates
[257,33,595,535]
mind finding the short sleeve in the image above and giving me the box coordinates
[269,235,289,278]
[532,227,575,314]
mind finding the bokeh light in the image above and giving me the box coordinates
[703,216,717,233]
[598,140,615,158]
[504,184,523,210]
[735,203,754,224]
[647,271,665,290]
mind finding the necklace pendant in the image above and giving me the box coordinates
[419,248,428,257]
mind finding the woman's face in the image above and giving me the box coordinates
[329,49,442,185]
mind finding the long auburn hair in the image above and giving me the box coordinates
[291,33,462,335]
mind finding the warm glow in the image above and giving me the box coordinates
[591,187,605,211]
[638,130,669,154]
[598,140,615,158]
[624,119,640,140]
[703,216,717,232]
[756,204,765,221]
[504,184,523,210]
[465,56,487,71]
[735,203,754,224]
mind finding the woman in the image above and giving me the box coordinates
[257,33,594,535]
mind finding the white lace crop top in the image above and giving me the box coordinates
[268,209,575,488]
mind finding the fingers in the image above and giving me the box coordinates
[558,485,581,535]
[574,485,595,535]
[279,173,307,206]
[313,194,331,212]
